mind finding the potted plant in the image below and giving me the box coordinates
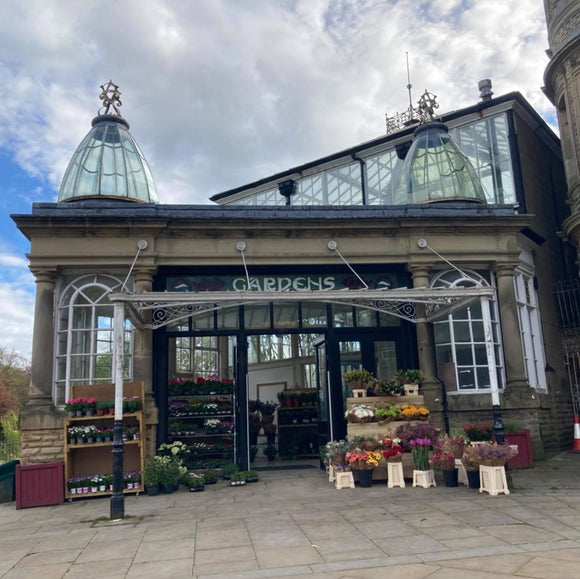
[374,404,400,423]
[230,471,246,486]
[144,458,160,495]
[187,472,205,492]
[244,470,259,483]
[264,444,276,462]
[346,448,381,487]
[157,456,182,493]
[203,469,218,485]
[343,368,374,391]
[220,461,239,480]
[463,423,493,442]
[375,379,404,396]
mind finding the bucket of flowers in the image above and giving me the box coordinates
[461,446,482,489]
[430,451,458,487]
[187,472,205,492]
[346,448,382,487]
[473,442,518,467]
[382,437,404,462]
[409,437,435,488]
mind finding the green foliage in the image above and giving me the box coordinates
[0,347,30,412]
[202,469,218,483]
[342,368,373,385]
[143,458,160,487]
[220,461,239,476]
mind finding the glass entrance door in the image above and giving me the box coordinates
[314,335,332,453]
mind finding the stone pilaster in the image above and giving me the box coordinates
[407,264,438,406]
[132,267,158,458]
[494,263,530,394]
[20,269,63,462]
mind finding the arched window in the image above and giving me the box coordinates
[431,270,504,392]
[54,274,133,404]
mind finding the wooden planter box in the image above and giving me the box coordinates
[505,430,533,468]
[16,461,64,509]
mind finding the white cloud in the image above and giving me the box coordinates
[0,0,557,356]
[0,0,553,204]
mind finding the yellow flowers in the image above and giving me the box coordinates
[399,404,430,419]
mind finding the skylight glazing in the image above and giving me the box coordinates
[58,117,159,203]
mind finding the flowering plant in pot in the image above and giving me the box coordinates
[374,378,404,396]
[242,470,259,483]
[463,423,493,442]
[374,404,400,423]
[345,404,375,423]
[158,440,188,460]
[220,461,239,480]
[203,469,218,484]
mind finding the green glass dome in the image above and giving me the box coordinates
[58,114,158,203]
[393,122,486,204]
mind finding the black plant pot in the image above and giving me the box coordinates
[442,469,459,487]
[358,469,373,488]
[249,432,259,445]
[146,485,159,496]
[466,469,480,489]
[159,484,174,494]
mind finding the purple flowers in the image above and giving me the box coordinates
[409,438,432,447]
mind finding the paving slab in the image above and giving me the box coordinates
[133,538,194,563]
[62,558,132,578]
[1,562,72,579]
[126,558,193,578]
[434,553,534,574]
[254,544,324,569]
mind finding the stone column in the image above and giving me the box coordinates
[132,267,158,458]
[407,265,438,406]
[20,269,63,463]
[494,263,530,394]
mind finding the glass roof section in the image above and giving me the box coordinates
[58,115,158,204]
[392,122,486,204]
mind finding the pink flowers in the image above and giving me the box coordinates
[409,438,432,447]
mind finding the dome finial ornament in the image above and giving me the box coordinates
[417,90,439,123]
[98,80,123,116]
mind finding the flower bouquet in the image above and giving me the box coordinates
[347,448,382,488]
[437,433,467,459]
[382,437,404,462]
[396,422,439,451]
[409,438,432,471]
[463,423,493,442]
[345,404,375,423]
[473,442,518,466]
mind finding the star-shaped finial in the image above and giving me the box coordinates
[98,80,123,116]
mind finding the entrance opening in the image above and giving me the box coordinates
[166,334,238,471]
[247,333,320,470]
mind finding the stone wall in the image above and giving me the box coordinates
[20,425,64,464]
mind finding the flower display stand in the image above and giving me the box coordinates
[412,469,436,488]
[455,459,468,485]
[335,471,355,489]
[328,465,335,482]
[387,461,405,488]
[479,465,510,496]
[351,389,367,398]
[403,384,419,396]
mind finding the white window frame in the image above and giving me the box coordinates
[54,273,134,404]
[514,253,547,391]
[431,269,505,393]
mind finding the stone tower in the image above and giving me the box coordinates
[543,0,580,261]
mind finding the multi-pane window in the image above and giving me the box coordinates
[55,274,133,405]
[223,113,514,207]
[432,270,504,392]
[174,336,219,375]
[514,266,547,391]
[450,115,515,204]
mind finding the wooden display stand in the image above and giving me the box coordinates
[64,381,145,500]
[479,465,510,496]
[387,461,405,488]
[346,395,427,480]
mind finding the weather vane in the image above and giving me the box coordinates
[98,80,122,116]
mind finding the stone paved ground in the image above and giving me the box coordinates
[1,452,580,578]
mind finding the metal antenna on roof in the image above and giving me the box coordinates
[406,52,414,121]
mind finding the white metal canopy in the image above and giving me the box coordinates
[108,285,497,330]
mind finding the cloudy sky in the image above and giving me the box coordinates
[0,0,555,357]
